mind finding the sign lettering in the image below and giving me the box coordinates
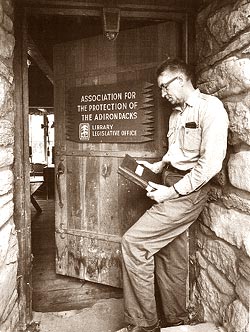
[66,81,155,143]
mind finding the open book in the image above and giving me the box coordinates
[118,154,161,191]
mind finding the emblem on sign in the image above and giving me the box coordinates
[79,123,90,141]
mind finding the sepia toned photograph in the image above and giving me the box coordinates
[0,0,249,331]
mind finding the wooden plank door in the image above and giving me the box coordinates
[54,21,183,288]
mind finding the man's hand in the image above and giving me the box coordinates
[137,160,166,174]
[146,182,179,203]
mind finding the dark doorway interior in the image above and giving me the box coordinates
[31,199,122,312]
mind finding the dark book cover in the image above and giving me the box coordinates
[118,154,161,190]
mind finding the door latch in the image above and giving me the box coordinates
[56,161,65,208]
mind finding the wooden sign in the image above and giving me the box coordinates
[66,80,155,143]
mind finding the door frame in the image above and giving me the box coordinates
[14,1,195,328]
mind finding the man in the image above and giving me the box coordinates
[121,58,228,332]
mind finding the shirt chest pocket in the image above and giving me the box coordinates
[182,127,202,151]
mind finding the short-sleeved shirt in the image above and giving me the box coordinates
[162,89,229,195]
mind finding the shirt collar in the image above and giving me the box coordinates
[173,89,200,112]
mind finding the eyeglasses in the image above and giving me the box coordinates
[160,76,178,92]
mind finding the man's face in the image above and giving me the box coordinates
[157,71,183,105]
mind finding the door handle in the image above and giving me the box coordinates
[56,161,65,208]
[101,163,111,178]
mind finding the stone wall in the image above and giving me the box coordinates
[191,0,250,331]
[0,0,19,331]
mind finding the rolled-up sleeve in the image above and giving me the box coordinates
[174,97,229,195]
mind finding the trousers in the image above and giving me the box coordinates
[121,171,210,327]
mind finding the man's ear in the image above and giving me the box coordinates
[178,74,185,86]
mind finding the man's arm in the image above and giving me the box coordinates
[146,182,179,203]
[137,160,166,174]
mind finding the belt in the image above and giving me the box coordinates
[165,164,191,175]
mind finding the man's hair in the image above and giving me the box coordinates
[156,58,193,81]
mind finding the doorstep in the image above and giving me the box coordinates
[117,323,226,332]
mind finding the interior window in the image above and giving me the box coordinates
[29,112,54,166]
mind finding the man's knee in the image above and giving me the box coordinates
[121,230,142,260]
[121,231,132,254]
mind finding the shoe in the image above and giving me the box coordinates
[162,319,184,327]
[126,320,160,332]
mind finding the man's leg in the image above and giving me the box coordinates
[154,182,210,326]
[121,183,209,328]
[155,231,189,325]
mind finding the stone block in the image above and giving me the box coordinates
[0,119,14,146]
[0,192,12,208]
[202,203,250,255]
[221,191,250,215]
[0,146,13,167]
[235,277,250,309]
[0,169,13,195]
[0,26,15,59]
[207,185,223,202]
[196,269,234,323]
[2,0,14,16]
[0,262,18,321]
[225,95,250,145]
[3,13,13,32]
[0,301,19,332]
[0,3,3,24]
[197,231,238,284]
[207,1,250,44]
[1,288,18,322]
[161,323,225,332]
[198,223,216,237]
[198,31,250,76]
[0,221,12,266]
[207,264,234,295]
[224,300,249,332]
[0,76,8,109]
[197,56,250,99]
[6,225,18,265]
[1,90,14,118]
[238,254,250,282]
[196,27,215,60]
[197,14,250,66]
[0,199,13,229]
[212,167,228,187]
[0,61,13,83]
[202,304,222,327]
[196,251,208,270]
[228,151,250,192]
